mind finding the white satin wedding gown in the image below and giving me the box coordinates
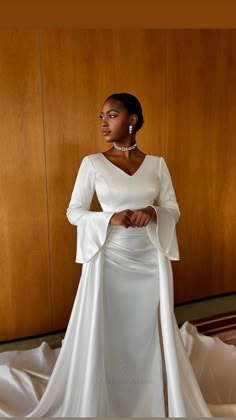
[0,153,235,417]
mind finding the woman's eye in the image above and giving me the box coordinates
[99,114,117,120]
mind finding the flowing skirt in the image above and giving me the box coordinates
[0,226,166,417]
[102,226,165,416]
[0,227,236,417]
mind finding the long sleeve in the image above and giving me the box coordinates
[146,157,180,260]
[66,156,114,263]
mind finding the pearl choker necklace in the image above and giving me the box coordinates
[113,142,137,152]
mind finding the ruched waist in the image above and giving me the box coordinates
[108,225,149,239]
[105,225,157,259]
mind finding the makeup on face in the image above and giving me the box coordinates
[99,100,131,142]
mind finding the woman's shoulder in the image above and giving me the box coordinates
[83,153,103,160]
[80,153,102,165]
[78,153,107,172]
[145,154,164,165]
[146,154,162,159]
[145,155,170,175]
[81,153,100,159]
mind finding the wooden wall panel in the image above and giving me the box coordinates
[2,29,235,340]
[0,31,51,340]
[40,30,165,329]
[166,30,236,302]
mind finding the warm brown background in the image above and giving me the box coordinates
[0,29,235,341]
[1,0,236,28]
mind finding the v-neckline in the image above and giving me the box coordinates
[100,153,147,177]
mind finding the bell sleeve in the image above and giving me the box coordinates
[66,156,114,263]
[146,157,180,260]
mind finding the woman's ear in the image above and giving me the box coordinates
[129,114,138,127]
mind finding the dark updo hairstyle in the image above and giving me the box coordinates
[105,93,144,132]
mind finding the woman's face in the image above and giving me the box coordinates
[99,99,131,143]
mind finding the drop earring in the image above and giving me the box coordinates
[129,125,133,134]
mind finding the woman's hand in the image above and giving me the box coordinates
[110,207,156,228]
[109,209,134,228]
[130,206,156,227]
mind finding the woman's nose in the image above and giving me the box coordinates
[101,117,109,127]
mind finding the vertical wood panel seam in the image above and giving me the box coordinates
[38,31,53,329]
[164,29,167,158]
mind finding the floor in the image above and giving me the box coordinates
[174,292,236,324]
[0,293,235,353]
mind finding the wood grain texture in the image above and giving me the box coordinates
[166,30,236,302]
[2,29,235,339]
[40,30,165,329]
[0,31,51,340]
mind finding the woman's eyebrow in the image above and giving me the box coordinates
[100,109,120,114]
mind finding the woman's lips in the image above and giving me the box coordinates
[102,130,110,136]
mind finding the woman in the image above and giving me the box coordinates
[0,93,235,417]
[36,92,210,417]
[65,92,183,416]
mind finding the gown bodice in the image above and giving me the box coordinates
[66,153,180,263]
[88,153,161,212]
